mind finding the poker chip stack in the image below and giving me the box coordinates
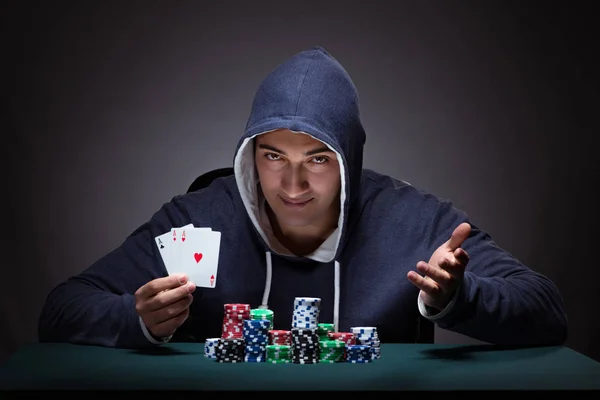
[203,299,382,365]
[345,344,373,363]
[250,308,274,329]
[318,339,345,363]
[269,330,292,346]
[265,344,292,364]
[215,338,245,363]
[242,319,270,362]
[351,326,381,360]
[317,323,335,340]
[290,297,322,364]
[204,337,220,359]
[291,327,320,364]
[221,304,250,339]
[327,331,356,361]
[291,297,321,329]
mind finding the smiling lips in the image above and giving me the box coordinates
[280,196,312,208]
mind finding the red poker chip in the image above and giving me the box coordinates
[224,304,251,311]
[269,330,291,336]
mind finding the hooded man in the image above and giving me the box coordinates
[38,46,568,348]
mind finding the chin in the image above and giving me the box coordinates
[281,219,313,227]
[276,212,314,227]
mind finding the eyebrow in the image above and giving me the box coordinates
[257,143,333,156]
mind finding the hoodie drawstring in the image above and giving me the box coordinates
[259,252,273,310]
[333,260,340,332]
[259,251,340,333]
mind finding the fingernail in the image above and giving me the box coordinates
[178,275,187,284]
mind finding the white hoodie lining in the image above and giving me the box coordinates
[233,130,346,332]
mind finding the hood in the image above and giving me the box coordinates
[233,46,366,263]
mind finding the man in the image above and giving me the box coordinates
[38,46,568,348]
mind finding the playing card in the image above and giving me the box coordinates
[155,224,201,270]
[170,229,221,288]
[168,226,210,270]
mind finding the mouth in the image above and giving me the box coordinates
[280,196,312,208]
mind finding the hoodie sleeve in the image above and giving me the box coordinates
[38,195,192,349]
[419,199,568,346]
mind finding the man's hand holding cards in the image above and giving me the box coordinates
[155,224,221,288]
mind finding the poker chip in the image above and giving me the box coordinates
[291,297,321,329]
[345,344,373,363]
[206,298,381,365]
[291,327,320,364]
[214,338,245,363]
[269,329,292,346]
[265,344,292,363]
[317,323,335,340]
[318,339,345,363]
[250,308,274,329]
[350,326,381,360]
[204,338,220,359]
[327,331,356,361]
[221,304,250,339]
[243,319,270,362]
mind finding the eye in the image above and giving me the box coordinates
[311,156,329,164]
[265,152,282,161]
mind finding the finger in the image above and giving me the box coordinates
[407,270,441,295]
[135,275,188,300]
[144,281,196,313]
[147,294,194,326]
[150,307,190,338]
[416,261,452,291]
[454,248,469,266]
[437,254,467,282]
[446,222,471,251]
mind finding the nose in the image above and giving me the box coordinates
[282,165,308,196]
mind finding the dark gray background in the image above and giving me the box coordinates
[2,0,598,365]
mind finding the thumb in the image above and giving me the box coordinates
[446,222,471,251]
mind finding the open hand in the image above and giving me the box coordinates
[407,222,471,311]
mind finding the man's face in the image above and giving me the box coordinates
[254,129,341,228]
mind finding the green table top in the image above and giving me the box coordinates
[1,342,599,391]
